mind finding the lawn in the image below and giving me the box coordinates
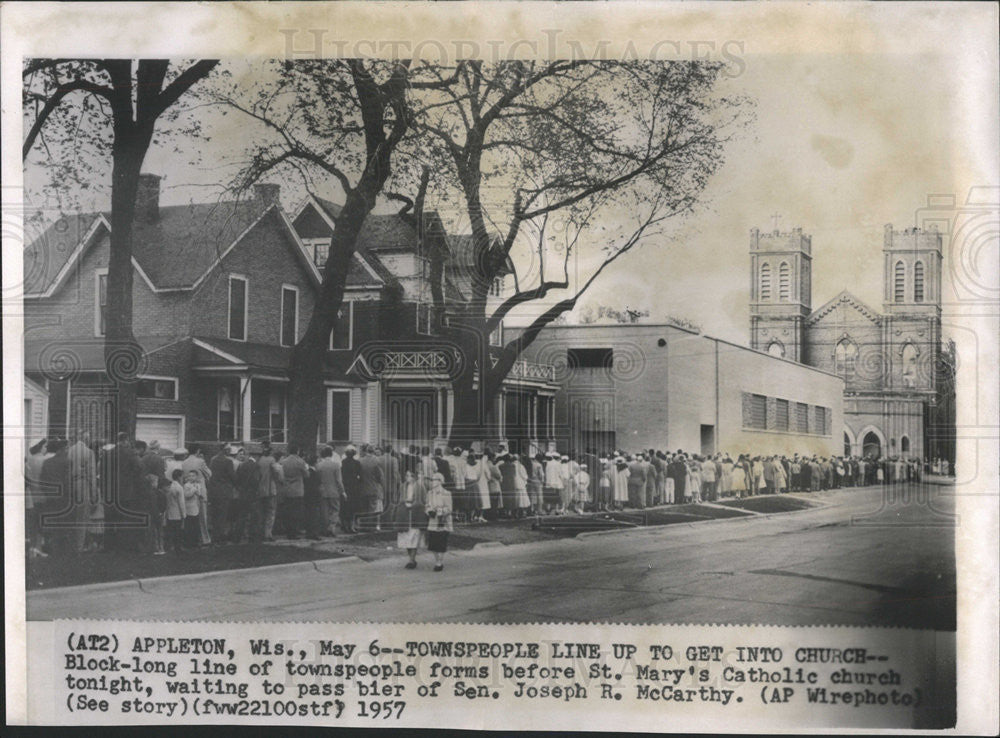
[26,542,349,591]
[718,494,819,514]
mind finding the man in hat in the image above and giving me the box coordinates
[627,454,646,509]
[208,444,237,543]
[340,445,362,533]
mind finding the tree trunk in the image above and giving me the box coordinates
[104,136,145,441]
[285,198,369,455]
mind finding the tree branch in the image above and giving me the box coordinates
[22,79,114,159]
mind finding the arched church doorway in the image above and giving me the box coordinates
[844,432,852,456]
[862,431,882,459]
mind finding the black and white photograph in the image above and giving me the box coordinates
[4,1,997,733]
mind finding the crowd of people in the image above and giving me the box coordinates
[24,431,948,568]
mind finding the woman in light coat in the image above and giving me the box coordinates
[466,453,489,523]
[425,473,453,572]
[612,457,630,509]
[397,470,427,569]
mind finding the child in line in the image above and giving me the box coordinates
[182,470,203,549]
[164,471,186,553]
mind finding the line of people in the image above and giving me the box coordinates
[24,430,934,560]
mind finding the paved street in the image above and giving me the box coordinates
[28,483,955,628]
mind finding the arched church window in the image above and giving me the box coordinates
[760,263,771,301]
[778,262,790,302]
[894,261,906,302]
[914,261,925,303]
[901,342,918,388]
[767,340,785,358]
[835,338,858,379]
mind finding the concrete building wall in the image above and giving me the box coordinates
[524,324,843,457]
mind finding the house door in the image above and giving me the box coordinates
[385,391,435,450]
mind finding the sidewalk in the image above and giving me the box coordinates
[27,483,956,627]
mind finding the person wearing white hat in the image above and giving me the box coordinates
[573,462,590,515]
[613,456,630,509]
[543,452,563,515]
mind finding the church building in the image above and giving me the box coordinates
[749,224,944,460]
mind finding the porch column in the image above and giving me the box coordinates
[437,387,445,437]
[529,394,537,441]
[239,376,252,443]
[498,390,507,440]
[445,388,454,441]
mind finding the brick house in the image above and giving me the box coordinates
[23,175,559,451]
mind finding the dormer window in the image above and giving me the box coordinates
[304,237,331,268]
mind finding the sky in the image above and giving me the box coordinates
[23,50,975,345]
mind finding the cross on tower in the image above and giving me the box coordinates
[770,212,782,231]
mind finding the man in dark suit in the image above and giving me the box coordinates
[39,438,72,555]
[359,444,385,520]
[101,432,145,552]
[208,445,236,543]
[667,453,687,504]
[340,445,362,533]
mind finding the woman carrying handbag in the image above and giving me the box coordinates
[394,470,428,569]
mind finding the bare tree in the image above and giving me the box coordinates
[408,60,748,443]
[213,59,455,452]
[23,58,218,439]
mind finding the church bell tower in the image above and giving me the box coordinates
[749,226,812,362]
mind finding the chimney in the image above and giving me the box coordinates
[253,183,281,210]
[135,174,161,223]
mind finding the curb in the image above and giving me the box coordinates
[472,541,505,550]
[31,556,364,598]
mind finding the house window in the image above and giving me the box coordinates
[796,402,809,433]
[217,384,236,440]
[759,263,771,301]
[281,285,298,347]
[894,261,906,302]
[748,394,767,430]
[95,269,108,336]
[416,302,432,335]
[269,390,286,443]
[328,389,351,442]
[914,261,925,303]
[835,338,858,379]
[329,301,353,350]
[778,261,790,302]
[489,322,503,348]
[567,347,613,369]
[228,275,248,341]
[304,237,331,268]
[775,399,789,431]
[489,277,504,297]
[137,377,178,401]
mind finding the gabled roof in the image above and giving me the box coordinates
[296,195,393,288]
[24,201,320,297]
[807,290,884,326]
